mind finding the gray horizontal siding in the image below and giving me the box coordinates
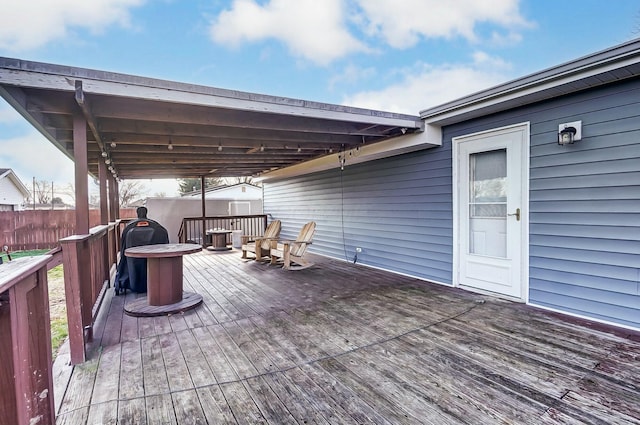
[264,77,640,330]
[443,77,640,330]
[263,146,453,284]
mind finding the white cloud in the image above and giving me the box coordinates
[341,52,512,115]
[0,131,75,184]
[209,0,368,66]
[329,63,377,90]
[207,0,531,65]
[354,0,531,48]
[0,0,145,52]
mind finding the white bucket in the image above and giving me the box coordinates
[231,230,243,248]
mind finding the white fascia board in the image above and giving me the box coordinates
[8,172,30,197]
[0,67,421,129]
[257,124,441,181]
[422,53,640,125]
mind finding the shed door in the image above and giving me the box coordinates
[454,124,528,300]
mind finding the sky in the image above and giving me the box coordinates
[1,0,639,199]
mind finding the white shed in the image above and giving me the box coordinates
[145,183,263,242]
[0,169,29,211]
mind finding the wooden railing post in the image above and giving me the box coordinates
[61,235,91,364]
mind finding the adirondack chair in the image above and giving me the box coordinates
[269,221,316,270]
[241,220,281,261]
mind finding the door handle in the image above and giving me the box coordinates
[508,208,521,221]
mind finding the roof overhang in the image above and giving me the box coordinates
[0,57,431,181]
[421,38,640,127]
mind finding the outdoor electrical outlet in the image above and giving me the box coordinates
[356,247,362,253]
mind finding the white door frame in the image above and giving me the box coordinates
[452,122,530,302]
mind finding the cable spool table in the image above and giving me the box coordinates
[123,243,202,317]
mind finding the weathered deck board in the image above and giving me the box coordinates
[55,250,640,424]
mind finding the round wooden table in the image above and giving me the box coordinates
[123,243,202,317]
[206,229,232,251]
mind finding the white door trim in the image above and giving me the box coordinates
[452,122,530,302]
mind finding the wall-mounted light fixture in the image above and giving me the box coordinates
[558,120,582,145]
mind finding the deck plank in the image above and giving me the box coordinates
[219,381,266,424]
[86,400,118,425]
[56,251,640,425]
[243,376,298,424]
[196,385,237,424]
[175,329,217,387]
[117,397,147,425]
[192,326,236,384]
[259,372,328,425]
[90,344,121,404]
[172,389,208,425]
[159,332,194,392]
[141,335,170,396]
[145,393,177,425]
[119,339,144,400]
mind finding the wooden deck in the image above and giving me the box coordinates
[54,250,640,424]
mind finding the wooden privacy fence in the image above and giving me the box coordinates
[0,209,136,251]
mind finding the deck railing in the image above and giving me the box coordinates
[60,221,122,365]
[178,214,268,245]
[0,252,61,424]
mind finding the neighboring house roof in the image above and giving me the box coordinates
[0,168,30,197]
[182,183,263,200]
[421,37,640,127]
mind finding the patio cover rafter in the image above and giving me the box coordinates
[0,57,438,180]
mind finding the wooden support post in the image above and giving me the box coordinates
[201,176,207,248]
[99,159,108,225]
[98,161,112,284]
[73,113,89,234]
[114,178,120,219]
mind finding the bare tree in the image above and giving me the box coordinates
[227,176,261,187]
[33,180,52,204]
[61,183,76,204]
[119,180,147,207]
[177,177,223,195]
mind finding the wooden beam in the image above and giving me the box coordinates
[75,80,108,156]
[97,119,390,140]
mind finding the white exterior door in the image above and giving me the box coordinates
[454,124,528,300]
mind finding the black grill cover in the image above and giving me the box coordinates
[115,219,169,293]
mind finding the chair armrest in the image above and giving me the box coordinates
[270,239,313,249]
[242,234,268,243]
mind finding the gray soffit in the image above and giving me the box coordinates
[421,37,640,126]
[0,57,424,179]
